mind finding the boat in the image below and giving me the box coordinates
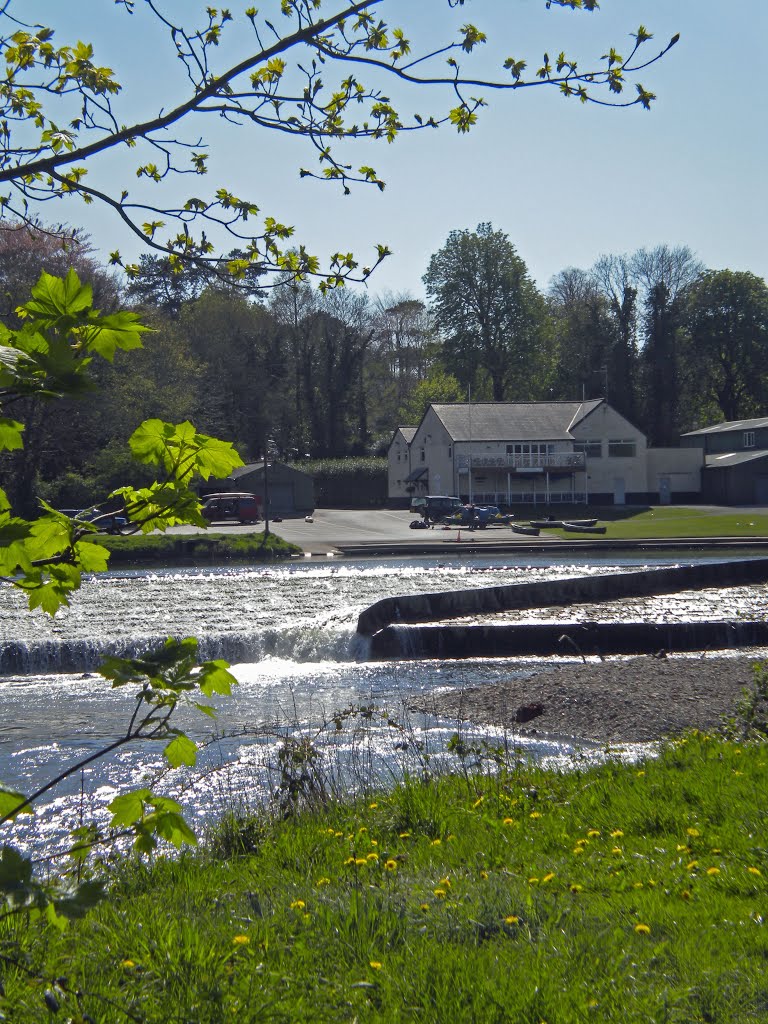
[561,522,606,534]
[530,517,598,529]
[510,523,540,536]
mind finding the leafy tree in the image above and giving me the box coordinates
[0,2,678,284]
[681,269,768,425]
[591,252,640,424]
[398,369,465,425]
[424,223,547,401]
[547,267,614,402]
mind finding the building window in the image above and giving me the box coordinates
[420,448,426,462]
[608,439,636,458]
[574,440,602,458]
[744,430,756,449]
[448,445,452,458]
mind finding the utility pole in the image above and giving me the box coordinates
[262,436,271,537]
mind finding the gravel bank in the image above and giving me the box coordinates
[412,653,767,744]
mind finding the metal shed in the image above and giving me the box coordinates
[204,460,314,517]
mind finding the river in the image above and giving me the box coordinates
[2,551,766,854]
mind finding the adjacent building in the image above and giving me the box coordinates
[681,417,768,505]
[204,460,315,517]
[388,400,702,507]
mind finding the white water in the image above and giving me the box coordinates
[2,552,765,854]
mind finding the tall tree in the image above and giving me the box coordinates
[547,267,614,402]
[424,223,547,401]
[592,253,640,424]
[681,269,768,425]
[631,245,703,444]
[0,3,677,285]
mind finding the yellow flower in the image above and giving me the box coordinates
[633,882,644,889]
[706,866,720,876]
[366,852,379,861]
[399,832,411,839]
[587,829,601,838]
[503,817,515,825]
[529,811,542,819]
[439,877,451,888]
[611,847,622,855]
[121,959,136,968]
[316,877,331,887]
[686,828,701,838]
[369,802,378,809]
[473,796,484,808]
[636,770,645,777]
[570,884,583,893]
[358,826,367,834]
[419,903,430,912]
[232,935,250,946]
[355,858,367,867]
[344,856,356,866]
[528,877,539,885]
[687,860,699,871]
[505,915,519,925]
[385,859,397,871]
[326,828,336,835]
[369,961,383,970]
[430,838,442,846]
[480,870,489,880]
[748,867,762,876]
[433,888,447,898]
[289,900,306,911]
[610,829,624,838]
[634,923,651,935]
[541,872,555,884]
[676,844,690,852]
[710,847,721,854]
[334,831,343,838]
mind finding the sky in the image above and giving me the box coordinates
[24,0,768,300]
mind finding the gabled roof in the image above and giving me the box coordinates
[683,416,768,437]
[398,427,417,443]
[428,400,604,442]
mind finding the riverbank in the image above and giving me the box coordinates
[413,652,766,745]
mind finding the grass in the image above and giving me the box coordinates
[99,529,302,565]
[4,733,768,1022]
[514,505,768,540]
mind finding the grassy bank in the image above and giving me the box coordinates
[513,505,768,540]
[99,529,302,565]
[6,734,767,1022]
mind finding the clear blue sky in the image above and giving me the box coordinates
[29,0,768,298]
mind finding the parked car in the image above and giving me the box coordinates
[59,507,128,534]
[201,492,261,525]
[410,495,464,522]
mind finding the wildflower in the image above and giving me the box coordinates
[289,900,306,911]
[384,859,397,871]
[541,872,555,884]
[366,852,379,861]
[687,860,699,871]
[232,935,250,946]
[610,829,624,838]
[503,817,515,825]
[710,848,721,854]
[473,796,484,808]
[121,959,136,968]
[570,884,583,893]
[433,888,447,898]
[480,870,489,880]
[369,961,383,970]
[369,802,378,809]
[358,827,368,834]
[370,839,378,846]
[748,867,762,876]
[634,923,651,935]
[681,890,691,901]
[706,867,720,876]
[430,838,441,846]
[326,828,336,835]
[355,858,367,867]
[439,877,451,888]
[505,915,519,925]
[316,877,331,887]
[529,811,542,819]
[334,831,343,838]
[633,882,644,889]
[344,856,356,866]
[399,832,411,839]
[587,829,601,838]
[572,846,585,855]
[528,877,539,885]
[636,770,645,777]
[419,903,430,912]
[303,913,311,922]
[612,847,622,855]
[676,844,690,852]
[686,828,701,838]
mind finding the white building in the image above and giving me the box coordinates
[388,400,702,507]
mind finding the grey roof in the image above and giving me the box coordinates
[683,416,768,437]
[228,460,311,480]
[704,449,768,468]
[399,427,417,443]
[429,400,604,442]
[404,467,428,482]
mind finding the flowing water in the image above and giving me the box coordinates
[2,552,767,854]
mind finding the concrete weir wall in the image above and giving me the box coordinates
[369,620,768,661]
[356,557,768,637]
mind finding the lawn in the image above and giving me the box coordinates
[526,506,768,540]
[4,732,768,1023]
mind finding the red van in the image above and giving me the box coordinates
[200,492,261,525]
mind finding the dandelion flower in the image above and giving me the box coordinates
[473,796,484,808]
[419,903,430,912]
[369,802,378,809]
[355,858,367,867]
[687,828,701,838]
[542,872,555,884]
[633,882,644,889]
[366,852,379,861]
[570,884,583,893]
[634,923,651,935]
[433,888,447,898]
[232,935,250,946]
[610,830,624,838]
[528,877,539,885]
[687,860,699,871]
[748,867,762,876]
[636,770,645,777]
[706,867,720,876]
[529,811,542,819]
[503,817,515,825]
[431,838,442,846]
[710,848,721,854]
[439,877,451,888]
[612,847,622,855]
[369,961,383,970]
[587,829,601,838]
[399,832,411,839]
[676,844,690,852]
[385,859,397,871]
[344,856,356,866]
[316,877,331,887]
[505,915,519,925]
[289,900,306,911]
[480,870,489,880]
[573,846,585,855]
[121,959,136,968]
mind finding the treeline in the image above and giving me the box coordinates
[3,221,767,514]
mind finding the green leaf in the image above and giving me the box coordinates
[0,416,24,451]
[24,268,93,319]
[164,733,198,768]
[108,788,151,827]
[0,786,33,820]
[197,660,237,698]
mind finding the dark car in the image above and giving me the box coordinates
[201,492,261,525]
[60,508,128,534]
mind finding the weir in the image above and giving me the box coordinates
[356,558,768,636]
[369,620,768,661]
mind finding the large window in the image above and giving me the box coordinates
[574,439,602,458]
[608,439,637,458]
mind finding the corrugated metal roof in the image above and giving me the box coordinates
[704,450,768,468]
[430,400,604,442]
[683,416,768,436]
